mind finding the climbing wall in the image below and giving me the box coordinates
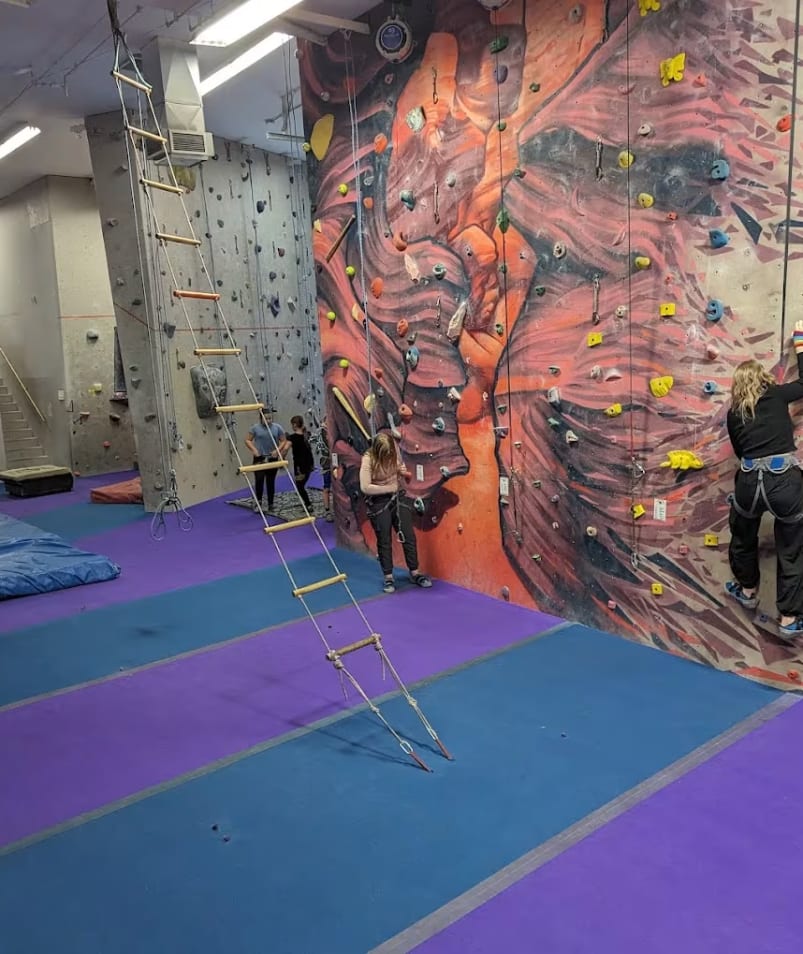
[300,0,803,687]
[87,112,322,510]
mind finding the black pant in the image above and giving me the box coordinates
[729,467,803,616]
[253,456,278,508]
[365,493,419,577]
[294,471,311,508]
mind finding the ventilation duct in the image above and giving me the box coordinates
[142,38,214,166]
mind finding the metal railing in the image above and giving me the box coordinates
[0,346,47,425]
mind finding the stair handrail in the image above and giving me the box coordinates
[0,346,47,426]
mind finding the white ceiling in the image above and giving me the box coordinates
[0,0,381,200]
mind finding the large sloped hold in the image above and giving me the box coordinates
[0,514,121,600]
[190,364,227,418]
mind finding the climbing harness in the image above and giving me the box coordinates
[106,11,451,772]
[729,454,803,523]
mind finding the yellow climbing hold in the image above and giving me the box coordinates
[634,256,652,270]
[618,150,635,168]
[337,183,348,196]
[637,192,654,208]
[639,0,661,14]
[310,114,335,160]
[661,450,703,470]
[704,533,719,547]
[660,52,686,87]
[345,265,356,277]
[660,302,676,317]
[650,375,674,398]
[587,332,603,347]
[302,142,311,153]
[651,582,664,595]
[631,504,646,520]
[338,358,350,369]
[605,403,623,417]
[326,310,336,322]
[313,219,322,233]
[364,393,377,413]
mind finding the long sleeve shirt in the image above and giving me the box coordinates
[360,451,402,496]
[727,351,803,459]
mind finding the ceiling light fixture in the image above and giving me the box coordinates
[199,32,292,95]
[0,124,41,162]
[192,0,301,47]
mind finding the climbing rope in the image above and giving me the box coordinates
[779,0,802,347]
[106,15,450,771]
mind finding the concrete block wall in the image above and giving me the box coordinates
[87,110,322,511]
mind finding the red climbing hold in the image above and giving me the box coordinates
[397,318,409,337]
[777,115,792,133]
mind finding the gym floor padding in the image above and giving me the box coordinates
[0,472,795,953]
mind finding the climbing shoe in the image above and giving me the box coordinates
[724,580,758,609]
[411,573,432,588]
[779,618,803,640]
[383,577,396,594]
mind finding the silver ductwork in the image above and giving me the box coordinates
[142,38,214,166]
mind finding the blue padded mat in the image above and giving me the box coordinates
[0,514,120,600]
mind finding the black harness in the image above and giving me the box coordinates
[729,453,803,523]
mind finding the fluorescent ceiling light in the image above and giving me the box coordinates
[192,0,300,47]
[0,124,41,162]
[199,32,291,95]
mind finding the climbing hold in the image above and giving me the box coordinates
[534,285,546,297]
[529,81,541,92]
[637,192,654,208]
[406,346,420,369]
[547,417,561,429]
[678,544,689,556]
[375,368,384,381]
[498,262,508,274]
[659,52,686,86]
[446,301,468,342]
[440,466,451,478]
[634,255,651,270]
[605,403,623,417]
[650,375,674,398]
[703,381,718,395]
[513,167,527,179]
[374,133,388,153]
[548,386,561,408]
[607,599,617,610]
[447,387,462,403]
[400,189,416,211]
[705,299,724,322]
[587,332,603,347]
[103,441,111,449]
[548,365,560,375]
[711,159,730,181]
[337,183,349,196]
[637,122,654,136]
[490,35,509,54]
[565,430,579,444]
[406,106,426,132]
[497,121,507,132]
[309,114,334,160]
[345,265,356,277]
[432,417,446,434]
[413,497,425,514]
[618,150,634,168]
[86,329,99,341]
[553,241,566,259]
[407,331,417,345]
[659,302,676,317]
[789,670,801,682]
[661,450,703,470]
[338,358,350,369]
[651,583,663,595]
[495,322,505,336]
[371,277,384,298]
[604,368,622,382]
[501,585,510,600]
[638,0,661,14]
[432,264,447,279]
[396,318,409,337]
[392,233,408,252]
[706,344,720,360]
[496,207,510,234]
[631,504,646,519]
[364,393,377,413]
[590,365,602,379]
[445,172,457,188]
[399,404,413,422]
[302,142,311,152]
[777,114,792,133]
[586,526,598,537]
[704,533,719,547]
[457,522,464,534]
[495,64,509,84]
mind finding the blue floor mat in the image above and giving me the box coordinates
[0,514,120,602]
[21,503,147,541]
[0,548,381,706]
[0,625,776,954]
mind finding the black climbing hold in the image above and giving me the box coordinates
[256,200,266,213]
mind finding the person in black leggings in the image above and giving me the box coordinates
[286,415,314,512]
[725,320,803,638]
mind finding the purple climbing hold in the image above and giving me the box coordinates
[495,64,509,84]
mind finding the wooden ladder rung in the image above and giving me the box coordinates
[293,574,348,598]
[156,232,202,247]
[194,347,241,356]
[141,177,184,195]
[215,403,263,414]
[112,70,152,93]
[264,516,316,535]
[239,460,287,473]
[175,290,221,301]
[127,124,166,144]
[326,635,380,660]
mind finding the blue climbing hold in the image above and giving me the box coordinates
[405,346,420,369]
[703,380,718,394]
[711,159,730,181]
[432,417,445,433]
[705,299,724,322]
[709,229,730,248]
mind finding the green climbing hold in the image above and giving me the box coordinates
[495,323,505,336]
[499,262,508,274]
[513,167,527,179]
[432,263,447,279]
[496,207,510,234]
[490,36,509,54]
[548,417,561,429]
[497,120,507,132]
[534,285,546,296]
[529,82,541,92]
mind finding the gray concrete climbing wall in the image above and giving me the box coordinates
[87,110,322,511]
[300,0,803,687]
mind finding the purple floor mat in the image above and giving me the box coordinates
[0,584,559,848]
[413,698,803,954]
[0,488,335,633]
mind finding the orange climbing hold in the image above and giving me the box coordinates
[371,277,384,298]
[363,197,374,210]
[392,233,408,252]
[399,404,413,423]
[397,318,409,337]
[374,133,388,153]
[788,670,800,682]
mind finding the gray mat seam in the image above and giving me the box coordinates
[0,622,569,858]
[369,692,799,954]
